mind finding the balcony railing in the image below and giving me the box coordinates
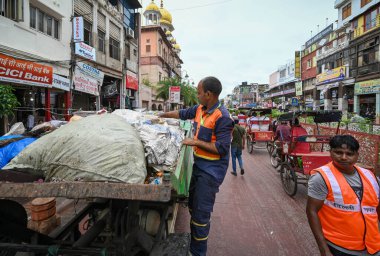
[351,15,380,40]
[316,41,349,61]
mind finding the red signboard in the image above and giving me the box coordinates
[253,131,273,141]
[0,53,53,87]
[126,71,138,90]
[302,155,331,174]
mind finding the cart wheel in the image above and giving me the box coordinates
[246,135,253,154]
[266,142,273,154]
[280,163,297,197]
[0,200,28,256]
[270,150,280,169]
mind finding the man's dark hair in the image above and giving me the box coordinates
[201,76,222,96]
[329,135,360,152]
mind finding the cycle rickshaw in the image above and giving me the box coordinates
[245,108,274,154]
[276,110,342,196]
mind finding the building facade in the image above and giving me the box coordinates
[139,0,183,111]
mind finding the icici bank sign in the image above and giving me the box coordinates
[0,53,53,87]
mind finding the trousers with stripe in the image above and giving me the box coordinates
[189,164,220,256]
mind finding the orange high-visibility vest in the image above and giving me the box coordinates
[312,162,380,254]
[193,104,222,160]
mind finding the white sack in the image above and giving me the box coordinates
[4,114,146,183]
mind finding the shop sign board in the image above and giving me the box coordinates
[75,42,96,61]
[126,70,138,90]
[73,63,103,96]
[291,98,299,106]
[169,86,181,104]
[52,74,70,91]
[0,53,53,87]
[73,16,84,42]
[354,79,380,95]
[295,82,303,96]
[295,51,301,78]
[283,88,296,95]
[316,66,345,84]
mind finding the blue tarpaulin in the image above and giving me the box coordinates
[0,135,37,169]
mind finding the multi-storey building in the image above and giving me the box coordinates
[232,82,268,108]
[72,0,141,111]
[139,0,183,111]
[267,60,298,110]
[0,0,73,133]
[345,0,380,122]
[0,0,141,134]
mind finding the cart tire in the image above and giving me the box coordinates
[270,150,280,169]
[0,200,27,256]
[280,163,297,197]
[267,142,273,154]
[246,135,253,154]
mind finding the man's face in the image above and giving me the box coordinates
[197,82,209,106]
[330,144,358,172]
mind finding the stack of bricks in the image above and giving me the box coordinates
[28,197,60,235]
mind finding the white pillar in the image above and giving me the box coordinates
[324,99,332,110]
[354,95,359,114]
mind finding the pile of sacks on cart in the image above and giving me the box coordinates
[0,109,185,184]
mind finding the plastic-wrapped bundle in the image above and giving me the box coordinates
[4,114,146,183]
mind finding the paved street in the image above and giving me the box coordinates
[175,146,319,256]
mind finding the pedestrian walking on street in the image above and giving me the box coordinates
[159,76,234,256]
[230,116,245,176]
[306,135,380,256]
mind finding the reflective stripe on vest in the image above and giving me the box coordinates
[317,164,380,253]
[193,104,222,161]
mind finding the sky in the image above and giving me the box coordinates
[140,0,338,98]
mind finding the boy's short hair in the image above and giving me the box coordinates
[329,135,359,152]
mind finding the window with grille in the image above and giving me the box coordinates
[84,20,92,46]
[30,5,60,40]
[98,30,105,53]
[109,37,120,60]
[146,45,151,53]
[342,3,351,20]
[365,9,378,31]
[125,44,130,60]
[0,0,23,21]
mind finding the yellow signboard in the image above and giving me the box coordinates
[355,79,380,95]
[316,66,345,84]
[295,51,301,78]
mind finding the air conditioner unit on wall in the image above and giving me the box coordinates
[127,27,134,39]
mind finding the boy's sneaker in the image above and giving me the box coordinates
[241,169,245,175]
[230,171,237,176]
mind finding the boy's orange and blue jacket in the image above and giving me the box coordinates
[179,101,234,184]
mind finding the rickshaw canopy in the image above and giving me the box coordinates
[278,110,342,123]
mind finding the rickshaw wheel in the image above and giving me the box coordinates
[247,135,253,154]
[266,142,273,154]
[280,163,297,197]
[270,150,280,169]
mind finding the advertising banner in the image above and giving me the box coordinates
[295,82,303,96]
[169,86,181,104]
[73,63,104,96]
[73,16,84,42]
[126,70,138,90]
[354,79,380,95]
[316,66,345,84]
[75,42,96,61]
[52,74,70,91]
[295,51,301,78]
[0,53,53,87]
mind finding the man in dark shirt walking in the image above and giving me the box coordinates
[231,117,245,176]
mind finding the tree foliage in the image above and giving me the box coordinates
[155,77,198,107]
[0,85,19,118]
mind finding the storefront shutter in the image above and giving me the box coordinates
[97,12,106,31]
[74,0,93,23]
[109,21,120,40]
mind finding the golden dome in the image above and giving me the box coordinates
[159,0,172,24]
[173,44,181,50]
[165,30,172,36]
[170,38,176,44]
[160,19,172,26]
[145,1,159,12]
